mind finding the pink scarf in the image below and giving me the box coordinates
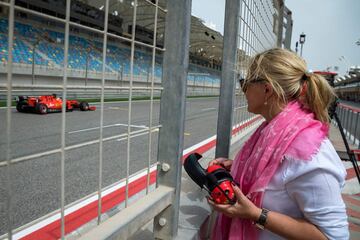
[212,101,329,240]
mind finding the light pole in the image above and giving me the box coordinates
[339,55,351,73]
[120,62,124,84]
[299,32,306,57]
[118,67,122,86]
[31,38,41,85]
[85,47,90,86]
[147,64,150,87]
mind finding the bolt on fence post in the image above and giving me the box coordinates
[153,0,191,239]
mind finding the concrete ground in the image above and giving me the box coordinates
[329,124,360,239]
[131,122,360,240]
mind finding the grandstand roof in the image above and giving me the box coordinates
[84,0,223,62]
[335,66,360,86]
[189,16,223,62]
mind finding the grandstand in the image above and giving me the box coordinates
[0,18,163,78]
[335,66,360,102]
[0,0,223,97]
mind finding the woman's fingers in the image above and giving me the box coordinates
[232,184,245,202]
[208,158,233,171]
[208,198,232,211]
[208,157,227,166]
[208,160,219,166]
[208,184,260,220]
[221,160,233,171]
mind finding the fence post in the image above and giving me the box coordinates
[153,0,191,239]
[5,1,15,239]
[215,0,241,158]
[276,0,284,48]
[354,112,359,146]
[283,6,293,50]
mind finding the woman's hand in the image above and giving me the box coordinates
[208,158,233,171]
[208,184,261,221]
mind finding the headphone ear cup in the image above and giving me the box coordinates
[184,153,207,189]
[207,168,236,204]
[205,168,233,191]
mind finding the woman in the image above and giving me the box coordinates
[208,48,349,240]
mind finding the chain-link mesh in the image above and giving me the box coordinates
[233,0,279,135]
[0,0,165,238]
[0,0,289,238]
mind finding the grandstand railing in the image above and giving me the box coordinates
[0,62,220,99]
[1,0,291,239]
[334,103,360,149]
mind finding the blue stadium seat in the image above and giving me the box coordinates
[0,18,219,86]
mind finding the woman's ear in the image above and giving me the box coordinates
[264,83,273,97]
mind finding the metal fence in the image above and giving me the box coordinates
[335,103,360,148]
[0,0,291,239]
[217,0,286,157]
[1,0,166,239]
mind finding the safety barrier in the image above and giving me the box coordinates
[0,0,291,239]
[336,103,360,149]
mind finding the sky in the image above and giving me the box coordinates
[191,0,360,76]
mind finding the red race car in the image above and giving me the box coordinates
[16,94,96,114]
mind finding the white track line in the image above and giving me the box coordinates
[116,128,159,141]
[68,123,147,134]
[11,165,158,240]
[201,107,216,111]
[6,118,261,240]
[8,134,214,240]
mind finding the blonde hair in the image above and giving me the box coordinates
[245,48,336,123]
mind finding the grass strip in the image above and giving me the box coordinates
[0,95,219,107]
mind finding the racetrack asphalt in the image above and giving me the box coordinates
[0,97,250,235]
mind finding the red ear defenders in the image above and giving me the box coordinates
[184,153,236,204]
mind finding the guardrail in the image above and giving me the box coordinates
[1,0,290,239]
[336,103,360,149]
[0,84,219,101]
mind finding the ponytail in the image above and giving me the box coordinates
[304,73,336,123]
[246,48,337,123]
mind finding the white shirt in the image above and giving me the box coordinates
[259,138,349,240]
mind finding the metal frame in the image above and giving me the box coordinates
[154,0,192,238]
[221,0,280,158]
[1,0,166,239]
[275,0,284,47]
[215,0,241,158]
[336,104,360,149]
[5,1,15,239]
[283,6,293,50]
[1,0,292,239]
[97,0,110,225]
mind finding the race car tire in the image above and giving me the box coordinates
[36,103,48,114]
[66,105,73,112]
[16,102,27,112]
[79,102,89,111]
